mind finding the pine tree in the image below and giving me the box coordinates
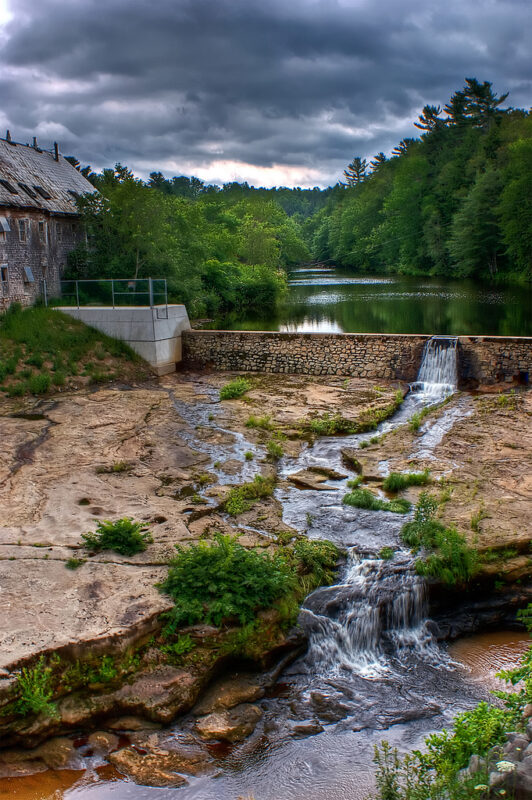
[342,156,368,186]
[414,105,445,131]
[391,138,417,157]
[370,152,387,171]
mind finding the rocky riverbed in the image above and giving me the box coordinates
[0,372,530,797]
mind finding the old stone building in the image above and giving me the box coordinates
[0,133,95,311]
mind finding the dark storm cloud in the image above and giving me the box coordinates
[1,0,531,186]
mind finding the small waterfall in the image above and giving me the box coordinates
[301,552,439,678]
[412,336,458,398]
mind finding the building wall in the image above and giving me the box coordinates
[0,208,83,311]
[182,330,532,386]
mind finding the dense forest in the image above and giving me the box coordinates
[67,78,531,318]
[307,79,532,283]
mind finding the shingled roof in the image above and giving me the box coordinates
[0,136,95,215]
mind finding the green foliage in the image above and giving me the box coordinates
[289,539,339,587]
[219,377,251,400]
[402,493,478,585]
[224,474,276,516]
[244,450,254,460]
[65,557,86,570]
[379,547,395,560]
[266,439,284,460]
[309,78,532,283]
[382,470,431,493]
[347,476,363,489]
[160,634,196,660]
[13,657,57,718]
[343,488,411,514]
[245,414,275,430]
[307,413,358,436]
[81,518,153,555]
[159,533,295,631]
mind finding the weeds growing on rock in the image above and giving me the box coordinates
[219,377,251,400]
[379,547,395,560]
[96,461,131,475]
[65,557,86,570]
[245,414,275,430]
[12,656,57,718]
[224,474,276,516]
[343,488,411,514]
[382,470,431,493]
[82,518,153,556]
[266,439,284,460]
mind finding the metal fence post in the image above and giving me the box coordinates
[148,277,154,308]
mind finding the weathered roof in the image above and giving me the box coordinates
[0,137,95,216]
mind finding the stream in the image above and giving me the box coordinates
[5,340,526,800]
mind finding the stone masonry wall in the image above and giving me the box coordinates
[182,330,532,386]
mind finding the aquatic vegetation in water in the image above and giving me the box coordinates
[343,488,411,514]
[382,470,431,493]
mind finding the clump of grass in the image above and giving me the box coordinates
[96,461,131,474]
[266,439,284,460]
[379,547,395,560]
[307,413,358,436]
[12,656,57,718]
[27,372,51,395]
[347,476,363,489]
[65,557,86,570]
[81,518,153,556]
[245,414,275,430]
[343,488,411,514]
[401,493,478,585]
[244,450,254,461]
[470,504,489,532]
[160,634,196,660]
[382,470,431,493]
[219,377,251,400]
[224,474,276,516]
[359,440,370,449]
[408,405,431,432]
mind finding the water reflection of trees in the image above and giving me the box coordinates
[217,275,532,336]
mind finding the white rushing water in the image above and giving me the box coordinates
[411,336,458,398]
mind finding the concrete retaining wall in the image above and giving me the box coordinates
[182,330,532,386]
[61,305,191,375]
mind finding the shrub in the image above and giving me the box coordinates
[224,474,276,516]
[289,539,338,587]
[6,381,25,397]
[13,656,57,718]
[266,439,284,460]
[219,377,251,400]
[160,634,196,659]
[343,488,411,514]
[159,533,294,631]
[81,518,153,556]
[28,372,51,395]
[382,470,431,493]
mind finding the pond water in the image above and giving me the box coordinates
[215,267,532,336]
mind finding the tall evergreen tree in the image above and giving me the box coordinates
[342,156,368,186]
[370,152,387,171]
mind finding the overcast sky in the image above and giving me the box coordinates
[0,0,530,188]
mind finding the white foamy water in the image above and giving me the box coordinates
[411,336,458,399]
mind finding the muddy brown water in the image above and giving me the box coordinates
[449,631,531,691]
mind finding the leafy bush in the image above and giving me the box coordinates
[343,488,411,514]
[13,656,57,718]
[224,474,276,515]
[160,634,196,659]
[81,518,153,555]
[382,470,431,493]
[289,539,338,587]
[159,533,294,632]
[401,493,478,585]
[219,377,251,400]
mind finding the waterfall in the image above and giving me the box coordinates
[411,336,458,398]
[301,552,439,678]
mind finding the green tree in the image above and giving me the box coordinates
[499,138,532,279]
[342,156,367,186]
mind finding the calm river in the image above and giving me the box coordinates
[216,267,532,336]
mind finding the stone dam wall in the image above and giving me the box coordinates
[182,330,532,386]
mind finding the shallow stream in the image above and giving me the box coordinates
[5,342,528,800]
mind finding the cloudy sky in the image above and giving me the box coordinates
[0,0,530,187]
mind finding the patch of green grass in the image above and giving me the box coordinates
[224,474,276,516]
[379,547,395,560]
[160,634,196,660]
[347,476,363,489]
[52,370,66,387]
[382,470,431,493]
[401,493,478,585]
[65,557,86,570]
[470,504,489,532]
[81,518,153,556]
[219,377,251,400]
[12,656,57,718]
[244,450,254,461]
[6,381,25,397]
[266,439,284,460]
[27,372,51,395]
[343,488,411,514]
[245,414,275,430]
[408,404,432,432]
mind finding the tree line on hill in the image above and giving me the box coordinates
[66,77,531,319]
[306,78,532,283]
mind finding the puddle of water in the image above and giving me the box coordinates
[449,630,530,691]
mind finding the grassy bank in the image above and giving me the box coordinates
[0,304,149,398]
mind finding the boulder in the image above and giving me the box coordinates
[87,731,120,755]
[194,675,265,715]
[109,747,188,788]
[195,703,262,743]
[340,449,362,473]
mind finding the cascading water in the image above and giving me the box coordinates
[411,335,458,398]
